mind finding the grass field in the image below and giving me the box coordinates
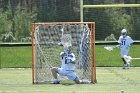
[0,46,32,68]
[0,44,140,93]
[0,45,140,68]
[0,67,140,93]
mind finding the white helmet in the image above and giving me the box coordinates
[121,29,127,36]
[121,29,127,34]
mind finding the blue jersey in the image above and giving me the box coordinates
[61,53,76,71]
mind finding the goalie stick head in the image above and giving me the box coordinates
[60,33,72,54]
[104,46,113,51]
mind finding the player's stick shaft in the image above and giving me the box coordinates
[132,58,140,60]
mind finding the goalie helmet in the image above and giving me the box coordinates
[121,29,127,37]
[63,44,72,54]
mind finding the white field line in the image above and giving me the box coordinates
[30,90,124,93]
[0,91,17,93]
[98,72,140,74]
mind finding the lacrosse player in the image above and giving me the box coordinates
[51,45,81,84]
[118,29,134,69]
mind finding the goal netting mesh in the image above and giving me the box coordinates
[32,22,96,84]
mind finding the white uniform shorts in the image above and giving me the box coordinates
[58,68,78,80]
[120,48,129,57]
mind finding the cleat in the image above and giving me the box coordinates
[122,64,127,69]
[122,67,125,69]
[51,81,60,84]
[126,64,130,69]
[80,80,91,84]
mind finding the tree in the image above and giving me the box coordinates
[0,0,37,42]
[14,7,37,41]
[0,7,12,36]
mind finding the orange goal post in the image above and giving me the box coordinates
[32,22,96,84]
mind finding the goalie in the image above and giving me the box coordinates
[51,44,81,84]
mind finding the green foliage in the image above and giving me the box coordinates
[0,0,140,41]
[108,9,133,37]
[105,34,117,41]
[131,11,140,40]
[0,4,37,42]
[83,0,140,40]
[1,32,16,42]
[14,8,36,41]
[0,8,12,34]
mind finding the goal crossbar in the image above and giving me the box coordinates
[83,4,140,8]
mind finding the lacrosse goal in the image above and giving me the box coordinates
[32,22,96,84]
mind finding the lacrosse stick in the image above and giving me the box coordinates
[123,55,140,63]
[104,45,120,51]
[58,26,65,46]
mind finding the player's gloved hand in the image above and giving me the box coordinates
[116,45,120,48]
[128,44,132,47]
[65,58,75,64]
[126,45,131,49]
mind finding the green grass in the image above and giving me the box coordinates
[0,67,140,93]
[0,46,32,67]
[96,45,140,66]
[0,45,140,68]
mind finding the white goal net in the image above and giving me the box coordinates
[32,22,96,84]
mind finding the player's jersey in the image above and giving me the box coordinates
[61,53,76,71]
[118,36,133,49]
